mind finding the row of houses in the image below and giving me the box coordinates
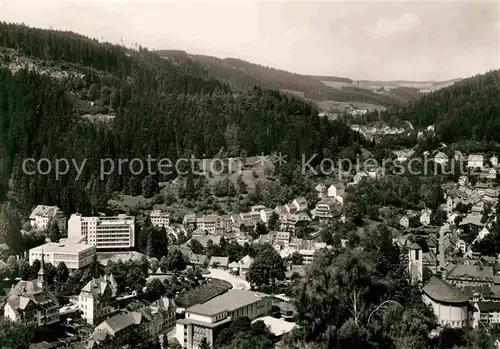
[399,208,433,228]
[432,152,499,169]
[87,296,176,348]
[183,198,311,235]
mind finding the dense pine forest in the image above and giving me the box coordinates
[384,69,500,143]
[0,22,365,215]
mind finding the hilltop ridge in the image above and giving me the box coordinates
[156,50,462,109]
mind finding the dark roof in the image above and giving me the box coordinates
[187,290,268,316]
[209,256,229,267]
[423,276,469,304]
[478,302,500,312]
[462,285,492,298]
[447,264,494,282]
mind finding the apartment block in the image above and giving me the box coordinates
[68,214,135,250]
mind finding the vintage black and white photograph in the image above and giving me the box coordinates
[0,0,499,348]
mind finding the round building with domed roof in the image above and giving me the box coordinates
[422,276,472,328]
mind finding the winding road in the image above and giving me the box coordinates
[204,268,250,290]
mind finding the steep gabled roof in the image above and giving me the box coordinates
[81,274,117,298]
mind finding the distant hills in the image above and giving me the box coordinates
[155,50,461,110]
[384,69,500,143]
[0,23,365,214]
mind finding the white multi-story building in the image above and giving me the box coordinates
[150,210,170,228]
[68,214,135,249]
[176,290,271,349]
[78,274,119,325]
[29,242,96,271]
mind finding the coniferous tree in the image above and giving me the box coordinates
[56,261,69,282]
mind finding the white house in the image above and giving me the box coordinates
[150,210,170,228]
[446,196,454,213]
[420,209,432,226]
[327,183,345,205]
[491,155,499,167]
[292,197,308,212]
[482,168,497,181]
[78,274,119,325]
[456,239,467,254]
[467,154,484,169]
[434,152,449,165]
[29,205,64,231]
[458,176,468,186]
[315,184,326,198]
[353,171,368,185]
[260,208,274,224]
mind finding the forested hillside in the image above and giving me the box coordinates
[0,22,364,215]
[156,51,418,106]
[385,70,500,143]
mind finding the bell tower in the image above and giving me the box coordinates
[408,242,423,284]
[37,249,46,291]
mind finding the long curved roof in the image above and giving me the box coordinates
[422,276,469,304]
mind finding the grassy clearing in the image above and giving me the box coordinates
[174,278,232,308]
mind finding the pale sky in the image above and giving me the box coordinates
[1,0,499,80]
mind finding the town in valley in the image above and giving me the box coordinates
[0,1,499,349]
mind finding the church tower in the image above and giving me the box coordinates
[408,242,423,284]
[37,249,46,291]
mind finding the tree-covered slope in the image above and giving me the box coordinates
[156,51,417,106]
[0,22,364,215]
[390,69,500,143]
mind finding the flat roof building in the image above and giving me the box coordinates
[68,214,135,250]
[176,290,271,349]
[29,242,96,271]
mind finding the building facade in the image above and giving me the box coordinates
[4,255,60,328]
[87,297,175,349]
[29,205,66,231]
[78,274,119,325]
[422,276,472,328]
[29,242,96,271]
[150,210,170,228]
[176,290,272,349]
[68,214,135,249]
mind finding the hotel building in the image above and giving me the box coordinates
[68,214,135,250]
